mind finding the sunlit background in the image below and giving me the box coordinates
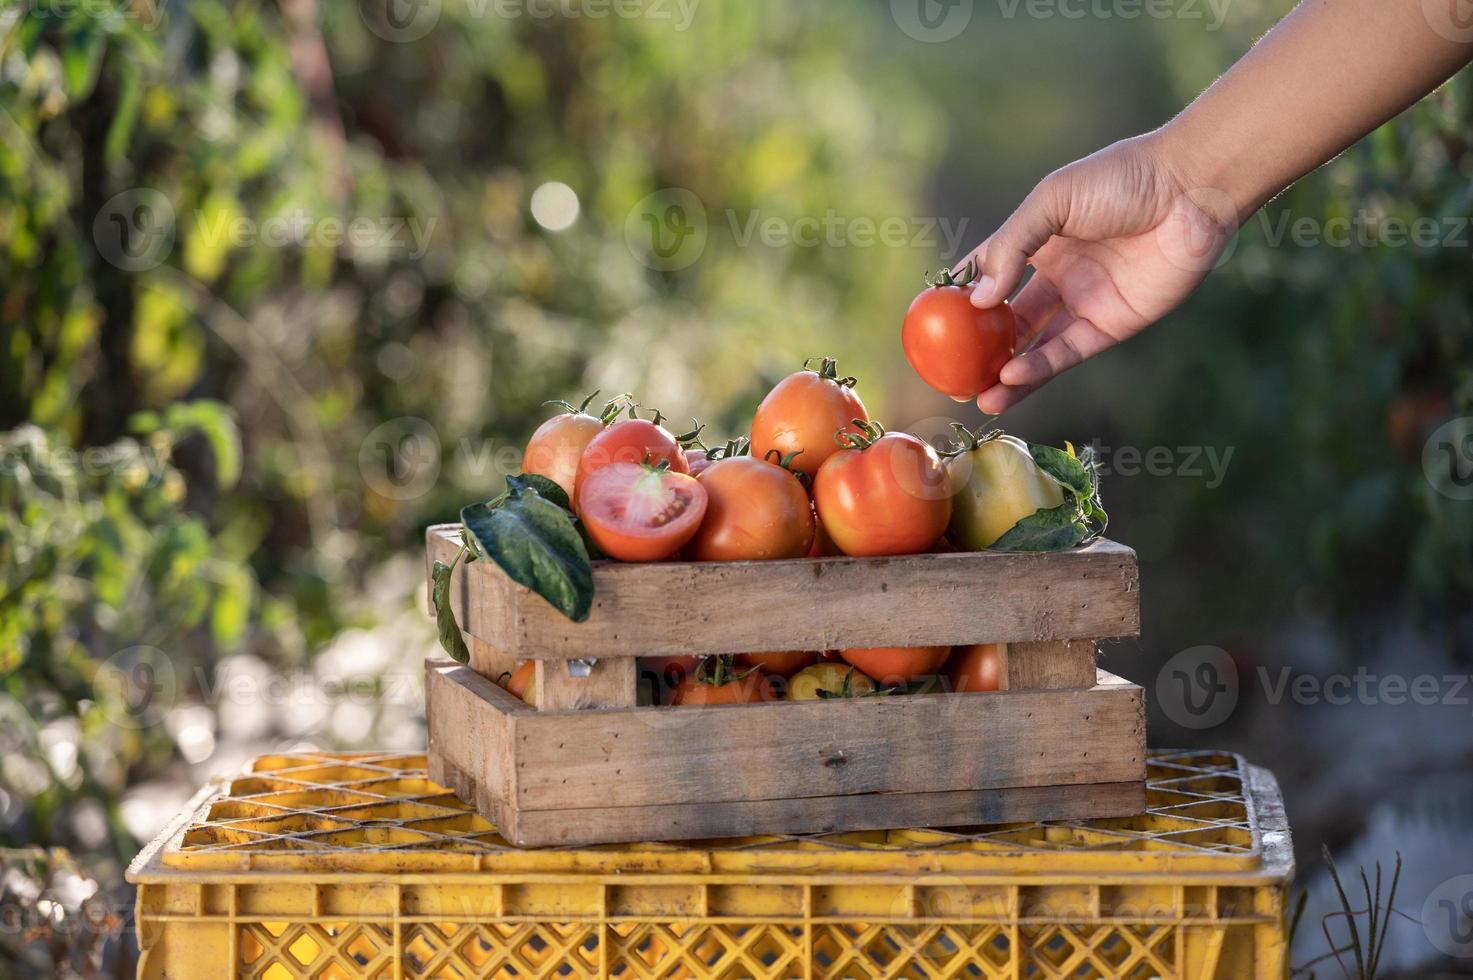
[3,0,1472,973]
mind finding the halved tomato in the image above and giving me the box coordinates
[838,645,950,684]
[577,462,707,562]
[574,417,689,505]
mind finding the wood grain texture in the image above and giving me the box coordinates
[424,660,1146,847]
[499,774,1143,848]
[1003,640,1098,691]
[427,524,1139,660]
[534,656,637,710]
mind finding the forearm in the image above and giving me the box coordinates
[1157,0,1473,222]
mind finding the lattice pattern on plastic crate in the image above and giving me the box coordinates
[130,749,1292,979]
[162,749,1260,873]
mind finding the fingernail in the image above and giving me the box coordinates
[971,275,996,306]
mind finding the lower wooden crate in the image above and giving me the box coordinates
[425,659,1146,847]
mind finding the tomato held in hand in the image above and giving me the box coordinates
[522,392,619,500]
[946,643,1003,692]
[839,645,951,684]
[670,658,776,705]
[577,462,707,562]
[902,261,1016,401]
[750,357,869,477]
[812,422,951,556]
[687,454,815,561]
[574,415,690,505]
[736,650,819,677]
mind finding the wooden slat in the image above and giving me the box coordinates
[534,657,637,710]
[503,779,1145,848]
[427,524,1139,659]
[509,680,1142,810]
[465,632,517,682]
[1003,640,1098,690]
[425,660,527,829]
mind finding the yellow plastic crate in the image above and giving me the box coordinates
[127,749,1294,979]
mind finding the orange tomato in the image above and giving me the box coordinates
[812,426,951,556]
[946,643,1003,692]
[687,456,814,561]
[505,661,537,706]
[736,650,820,677]
[749,358,869,477]
[671,671,776,705]
[839,645,951,684]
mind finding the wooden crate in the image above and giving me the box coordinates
[424,524,1146,847]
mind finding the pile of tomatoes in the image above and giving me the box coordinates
[500,643,1005,707]
[522,357,955,566]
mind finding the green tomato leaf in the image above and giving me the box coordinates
[431,557,471,664]
[989,503,1092,552]
[506,472,570,511]
[462,485,593,622]
[1028,443,1092,497]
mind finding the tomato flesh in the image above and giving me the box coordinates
[575,419,688,505]
[902,287,1016,400]
[750,370,869,477]
[839,645,950,684]
[577,463,707,562]
[688,456,815,561]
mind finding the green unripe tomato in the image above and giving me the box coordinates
[946,434,1065,549]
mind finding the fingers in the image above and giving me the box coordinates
[1007,271,1063,348]
[1000,316,1115,387]
[969,178,1068,309]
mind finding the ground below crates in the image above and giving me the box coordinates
[128,749,1294,979]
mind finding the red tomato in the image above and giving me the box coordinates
[671,671,777,705]
[685,448,715,476]
[736,650,819,677]
[839,645,951,684]
[811,425,951,556]
[750,358,869,477]
[575,418,688,505]
[687,456,814,561]
[807,514,840,557]
[505,661,536,705]
[577,462,707,562]
[902,264,1016,401]
[946,643,1003,692]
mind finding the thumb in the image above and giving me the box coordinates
[969,176,1067,308]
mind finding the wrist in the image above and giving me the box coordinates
[1148,117,1259,229]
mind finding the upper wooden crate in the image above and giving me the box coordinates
[426,523,1139,660]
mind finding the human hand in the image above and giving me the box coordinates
[955,134,1237,414]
